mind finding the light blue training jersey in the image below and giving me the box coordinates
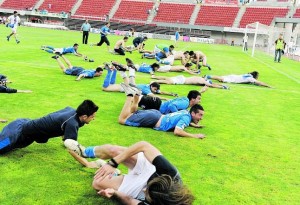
[159,97,189,114]
[155,110,191,131]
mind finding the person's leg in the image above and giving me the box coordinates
[278,49,282,62]
[61,55,73,68]
[102,69,113,88]
[82,32,85,44]
[118,96,134,124]
[98,37,105,46]
[128,67,136,85]
[114,48,125,56]
[151,76,168,80]
[169,67,185,72]
[86,32,89,44]
[104,36,110,51]
[274,50,278,61]
[110,69,117,85]
[143,53,155,59]
[53,56,67,72]
[210,76,224,82]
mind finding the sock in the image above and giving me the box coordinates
[102,69,112,88]
[206,75,211,79]
[110,69,117,84]
[128,67,135,78]
[120,71,127,79]
[160,60,170,65]
[84,146,96,158]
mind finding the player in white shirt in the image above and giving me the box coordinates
[205,71,271,87]
[6,11,21,44]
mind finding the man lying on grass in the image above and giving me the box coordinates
[118,84,206,138]
[68,141,195,205]
[0,100,98,154]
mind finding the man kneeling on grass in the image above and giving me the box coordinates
[68,141,195,205]
[118,84,205,139]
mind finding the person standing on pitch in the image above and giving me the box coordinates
[274,34,286,63]
[6,11,20,44]
[243,34,248,51]
[81,19,91,44]
[91,22,111,52]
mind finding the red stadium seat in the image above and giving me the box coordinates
[75,0,115,18]
[0,0,38,10]
[39,0,77,13]
[293,8,300,18]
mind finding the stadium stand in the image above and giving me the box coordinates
[195,5,239,27]
[204,0,238,5]
[39,0,77,13]
[74,0,115,18]
[293,8,300,18]
[0,0,38,10]
[153,3,195,24]
[113,0,154,21]
[239,7,289,28]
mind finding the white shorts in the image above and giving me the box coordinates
[53,48,63,54]
[153,45,161,53]
[170,75,186,85]
[157,65,171,72]
[164,55,174,65]
[118,152,156,199]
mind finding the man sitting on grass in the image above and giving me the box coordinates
[68,141,195,205]
[52,55,103,81]
[0,100,98,154]
[118,85,206,139]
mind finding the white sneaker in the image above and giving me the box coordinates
[64,139,87,157]
[121,83,136,96]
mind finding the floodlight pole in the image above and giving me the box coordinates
[252,22,259,57]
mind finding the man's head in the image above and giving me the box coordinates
[184,51,189,58]
[189,104,204,124]
[94,67,103,77]
[123,36,128,42]
[76,100,99,124]
[169,45,174,52]
[106,22,110,27]
[150,63,160,72]
[145,175,195,205]
[85,19,88,23]
[150,82,160,93]
[188,51,195,57]
[279,34,283,39]
[184,63,192,69]
[73,43,79,50]
[143,36,148,41]
[13,11,18,16]
[187,90,201,106]
[249,71,259,79]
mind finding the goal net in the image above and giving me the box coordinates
[244,22,285,57]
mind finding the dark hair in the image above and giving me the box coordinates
[169,45,174,49]
[150,63,160,71]
[146,175,195,205]
[184,51,189,55]
[73,43,79,47]
[187,90,201,101]
[190,104,204,114]
[150,82,160,90]
[96,67,103,72]
[105,22,110,25]
[76,100,99,117]
[188,51,195,56]
[185,63,192,68]
[249,71,259,79]
[123,36,128,40]
[143,36,148,40]
[14,11,17,14]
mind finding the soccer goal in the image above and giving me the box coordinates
[244,22,285,57]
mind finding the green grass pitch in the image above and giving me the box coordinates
[0,26,299,205]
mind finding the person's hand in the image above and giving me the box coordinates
[94,164,116,181]
[200,86,209,93]
[195,134,205,139]
[98,188,115,198]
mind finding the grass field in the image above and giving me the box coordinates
[0,26,299,205]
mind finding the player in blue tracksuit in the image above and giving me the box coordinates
[42,43,83,57]
[118,93,205,139]
[159,90,201,114]
[93,22,111,51]
[0,100,98,154]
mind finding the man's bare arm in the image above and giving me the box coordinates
[174,127,205,139]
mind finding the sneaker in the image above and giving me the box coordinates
[6,36,10,41]
[207,65,212,70]
[40,46,46,50]
[129,84,142,96]
[222,85,230,90]
[103,62,111,70]
[84,56,88,61]
[51,55,59,59]
[64,139,87,157]
[121,83,136,96]
[112,62,127,71]
[141,54,144,59]
[197,64,202,70]
[16,40,20,44]
[203,75,211,80]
